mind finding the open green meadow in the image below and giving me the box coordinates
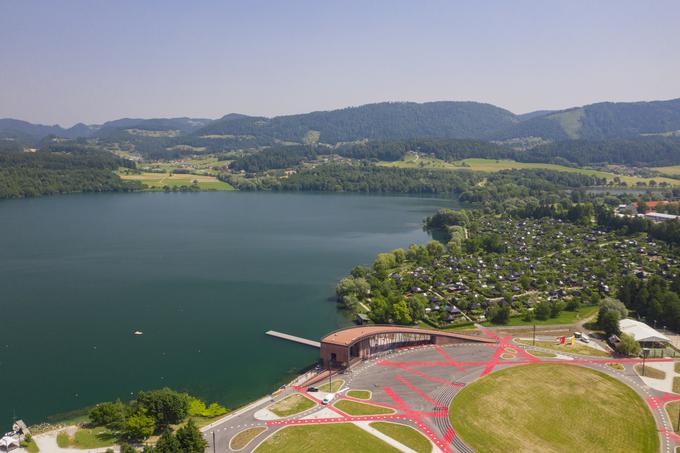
[118,170,234,191]
[369,422,432,452]
[449,363,658,453]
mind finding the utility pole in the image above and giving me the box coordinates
[533,324,536,346]
[642,348,649,376]
[212,431,216,453]
[328,363,332,391]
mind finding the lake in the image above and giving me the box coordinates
[0,191,456,425]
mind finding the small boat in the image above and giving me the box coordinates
[133,331,144,336]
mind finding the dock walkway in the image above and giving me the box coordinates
[265,330,321,348]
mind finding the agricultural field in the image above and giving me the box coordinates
[118,170,234,191]
[449,363,658,453]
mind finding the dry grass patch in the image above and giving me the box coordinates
[268,394,315,417]
[529,349,557,358]
[318,379,344,393]
[634,364,666,380]
[449,363,658,453]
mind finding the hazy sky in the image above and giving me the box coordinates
[1,0,679,126]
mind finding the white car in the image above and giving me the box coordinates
[580,334,590,343]
[322,393,336,405]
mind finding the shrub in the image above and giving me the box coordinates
[136,388,189,427]
[616,333,641,356]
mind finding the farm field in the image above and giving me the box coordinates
[118,170,234,191]
[449,363,658,453]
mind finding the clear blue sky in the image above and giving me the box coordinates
[1,0,679,126]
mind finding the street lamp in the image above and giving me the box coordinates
[642,348,650,376]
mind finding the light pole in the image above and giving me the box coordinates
[533,324,536,346]
[642,348,649,376]
[212,431,216,453]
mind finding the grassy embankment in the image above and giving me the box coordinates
[449,363,658,453]
[254,423,401,453]
[118,170,234,191]
[381,155,680,186]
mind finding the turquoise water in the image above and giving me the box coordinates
[0,192,455,425]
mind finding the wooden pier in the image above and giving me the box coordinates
[265,330,321,348]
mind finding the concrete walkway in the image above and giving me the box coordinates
[638,360,678,393]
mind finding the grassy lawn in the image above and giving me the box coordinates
[450,363,658,453]
[484,305,598,327]
[269,394,316,417]
[674,377,680,394]
[529,349,557,358]
[334,400,395,416]
[254,423,400,453]
[231,427,267,450]
[501,353,516,359]
[56,427,117,449]
[347,390,371,400]
[118,171,234,191]
[676,362,680,373]
[634,364,667,380]
[318,379,344,393]
[369,422,432,452]
[514,338,609,357]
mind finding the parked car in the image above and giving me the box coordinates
[580,334,590,343]
[307,387,319,392]
[322,393,336,405]
[574,331,582,338]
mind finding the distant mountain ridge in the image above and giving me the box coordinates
[3,97,680,144]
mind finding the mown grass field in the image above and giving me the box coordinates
[254,423,400,453]
[118,171,234,191]
[334,400,395,416]
[635,364,667,379]
[381,155,680,186]
[369,422,432,452]
[449,363,658,453]
[346,390,371,400]
[268,394,316,417]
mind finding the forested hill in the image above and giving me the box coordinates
[0,145,141,199]
[4,97,680,146]
[493,98,680,141]
[195,101,519,143]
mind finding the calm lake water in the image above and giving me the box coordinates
[0,192,455,425]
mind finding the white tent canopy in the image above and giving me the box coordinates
[620,318,670,344]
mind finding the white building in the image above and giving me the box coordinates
[619,318,670,347]
[644,212,679,222]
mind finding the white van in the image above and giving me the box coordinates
[322,393,336,405]
[580,334,590,343]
